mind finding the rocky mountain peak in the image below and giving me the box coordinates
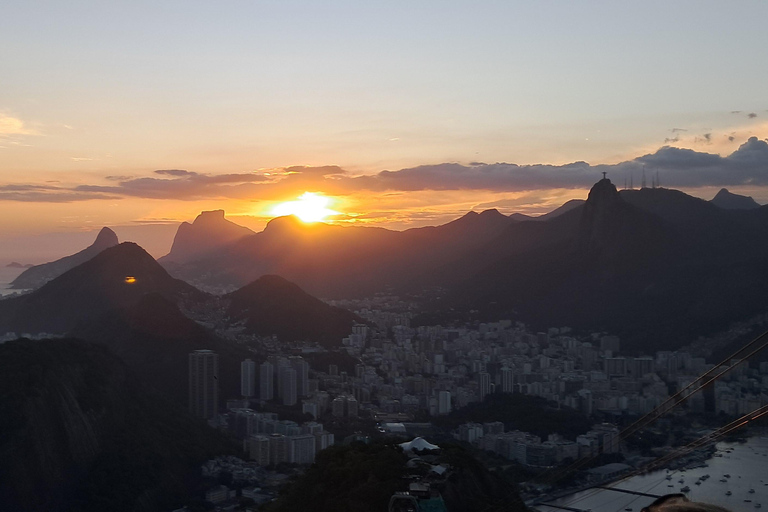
[711,188,761,210]
[93,227,119,247]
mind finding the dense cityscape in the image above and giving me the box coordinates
[178,292,768,510]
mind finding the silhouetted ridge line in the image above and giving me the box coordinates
[160,209,254,264]
[226,274,361,346]
[0,242,203,335]
[11,227,119,290]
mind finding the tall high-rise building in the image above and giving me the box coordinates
[290,356,309,397]
[332,396,346,417]
[248,435,271,466]
[241,358,256,398]
[479,372,491,401]
[438,390,451,415]
[500,367,514,393]
[279,366,297,406]
[189,349,219,420]
[346,396,358,417]
[259,361,274,401]
[290,434,317,464]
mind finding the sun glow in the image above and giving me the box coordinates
[270,192,340,223]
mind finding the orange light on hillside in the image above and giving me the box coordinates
[124,276,136,284]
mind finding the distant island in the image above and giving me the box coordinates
[5,262,33,268]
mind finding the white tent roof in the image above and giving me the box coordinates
[399,437,439,452]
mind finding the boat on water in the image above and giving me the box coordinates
[751,489,756,494]
[755,504,761,508]
[681,486,691,493]
[725,474,732,478]
[695,481,701,485]
[726,491,733,496]
[679,479,685,484]
[666,475,673,481]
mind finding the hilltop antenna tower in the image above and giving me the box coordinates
[656,170,660,188]
[641,165,647,189]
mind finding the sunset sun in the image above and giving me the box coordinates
[270,192,340,223]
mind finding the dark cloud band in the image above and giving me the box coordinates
[1,137,767,203]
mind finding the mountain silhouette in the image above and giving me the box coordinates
[226,274,361,346]
[162,208,515,296]
[72,292,250,406]
[0,242,203,335]
[509,199,585,222]
[434,179,768,352]
[11,227,118,290]
[144,181,768,352]
[0,338,234,512]
[160,209,254,264]
[710,188,761,210]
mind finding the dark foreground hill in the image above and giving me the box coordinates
[72,292,252,406]
[265,440,526,512]
[226,275,361,347]
[0,242,247,405]
[0,241,357,405]
[0,338,235,512]
[11,227,119,290]
[0,242,204,335]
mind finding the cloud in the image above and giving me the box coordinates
[73,170,272,200]
[343,137,768,192]
[0,115,37,137]
[3,138,768,203]
[0,183,119,202]
[155,169,196,177]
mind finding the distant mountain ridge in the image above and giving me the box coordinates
[434,180,768,352]
[157,189,768,352]
[160,209,254,264]
[11,227,118,289]
[710,188,761,210]
[509,199,585,222]
[0,242,203,335]
[160,208,518,296]
[13,184,768,355]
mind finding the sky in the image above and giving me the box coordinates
[1,1,768,261]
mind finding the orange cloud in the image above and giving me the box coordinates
[0,114,39,136]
